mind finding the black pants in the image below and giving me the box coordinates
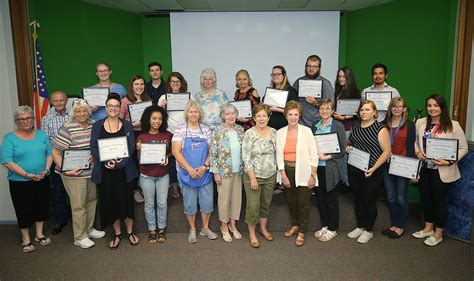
[51,163,71,224]
[419,168,451,228]
[315,167,339,231]
[9,178,50,228]
[348,165,383,231]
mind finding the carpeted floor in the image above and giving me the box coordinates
[0,192,473,280]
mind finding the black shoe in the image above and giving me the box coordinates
[382,228,395,236]
[388,231,404,239]
[51,223,67,235]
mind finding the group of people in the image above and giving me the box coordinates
[1,55,468,253]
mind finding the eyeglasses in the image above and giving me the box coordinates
[391,106,405,110]
[270,73,283,77]
[15,117,34,122]
[170,80,182,84]
[106,105,120,109]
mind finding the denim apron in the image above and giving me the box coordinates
[178,124,212,188]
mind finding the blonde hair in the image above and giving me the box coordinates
[235,69,253,88]
[72,99,92,119]
[183,100,204,122]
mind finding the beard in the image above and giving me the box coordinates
[305,69,320,79]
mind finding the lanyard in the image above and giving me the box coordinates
[389,118,402,146]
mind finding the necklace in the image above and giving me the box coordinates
[107,118,119,133]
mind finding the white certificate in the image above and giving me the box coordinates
[425,137,459,161]
[140,143,167,165]
[263,87,288,108]
[336,99,360,115]
[298,80,322,98]
[365,91,392,111]
[347,147,371,171]
[128,101,152,123]
[98,136,129,162]
[314,133,341,154]
[166,93,190,111]
[231,100,252,119]
[83,87,109,106]
[388,155,421,179]
[61,150,91,172]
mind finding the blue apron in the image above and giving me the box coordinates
[178,124,212,188]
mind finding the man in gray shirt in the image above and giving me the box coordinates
[293,55,335,127]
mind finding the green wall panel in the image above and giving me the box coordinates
[142,17,172,81]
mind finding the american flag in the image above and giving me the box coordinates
[33,33,49,129]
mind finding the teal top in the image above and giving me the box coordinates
[314,118,333,167]
[228,131,241,173]
[1,130,52,181]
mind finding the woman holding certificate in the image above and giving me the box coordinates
[277,101,318,246]
[172,100,218,244]
[2,106,53,253]
[267,65,298,130]
[346,100,391,244]
[52,99,105,249]
[90,93,139,249]
[194,68,229,130]
[209,103,245,242]
[312,99,346,242]
[413,94,468,246]
[382,97,415,239]
[233,69,260,130]
[333,67,361,131]
[242,104,277,248]
[158,72,189,199]
[120,75,151,133]
[136,105,172,244]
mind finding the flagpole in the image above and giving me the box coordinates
[30,21,41,128]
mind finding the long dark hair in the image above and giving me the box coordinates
[126,75,150,103]
[140,104,168,133]
[166,72,188,93]
[335,66,360,99]
[425,94,452,133]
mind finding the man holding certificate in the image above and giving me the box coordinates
[52,99,105,249]
[312,99,346,242]
[90,93,139,249]
[361,63,400,122]
[413,94,468,246]
[293,55,335,128]
[346,100,391,244]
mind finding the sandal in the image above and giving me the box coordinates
[34,236,52,246]
[228,225,242,240]
[258,231,274,241]
[109,234,121,250]
[157,229,166,243]
[21,242,36,253]
[284,226,299,237]
[148,231,158,244]
[295,233,305,247]
[319,230,337,242]
[127,232,139,246]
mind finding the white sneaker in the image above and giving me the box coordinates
[314,226,328,239]
[357,230,374,244]
[423,235,443,246]
[74,237,95,249]
[88,228,106,239]
[347,227,365,239]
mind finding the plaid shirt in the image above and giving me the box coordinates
[41,110,71,144]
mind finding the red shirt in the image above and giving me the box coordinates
[136,131,173,177]
[391,125,407,156]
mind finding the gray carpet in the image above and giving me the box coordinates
[0,192,473,280]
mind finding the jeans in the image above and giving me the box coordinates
[140,174,170,230]
[383,167,409,228]
[180,180,214,215]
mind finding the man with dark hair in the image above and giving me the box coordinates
[361,63,401,122]
[293,55,335,127]
[146,62,167,105]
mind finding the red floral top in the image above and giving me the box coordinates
[233,87,260,131]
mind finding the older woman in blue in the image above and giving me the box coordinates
[172,100,218,244]
[210,103,245,242]
[1,106,53,253]
[194,68,229,130]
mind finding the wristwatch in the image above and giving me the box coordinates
[204,163,210,170]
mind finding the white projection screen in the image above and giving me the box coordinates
[170,12,340,100]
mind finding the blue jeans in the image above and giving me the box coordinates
[139,174,170,230]
[180,181,214,215]
[383,168,409,228]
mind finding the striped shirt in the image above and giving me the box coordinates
[53,120,95,178]
[349,120,385,168]
[41,110,71,143]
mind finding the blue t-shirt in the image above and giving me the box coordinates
[90,83,126,121]
[228,131,241,173]
[1,130,52,181]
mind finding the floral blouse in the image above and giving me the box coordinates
[209,124,245,178]
[242,127,277,179]
[194,89,229,130]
